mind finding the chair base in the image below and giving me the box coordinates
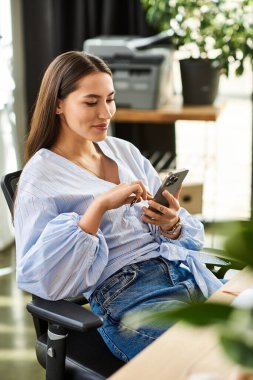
[36,329,124,380]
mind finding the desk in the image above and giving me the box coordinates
[109,267,253,380]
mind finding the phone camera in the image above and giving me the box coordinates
[166,175,178,186]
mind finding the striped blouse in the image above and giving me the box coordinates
[14,136,222,300]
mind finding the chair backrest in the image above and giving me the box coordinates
[1,170,57,337]
[1,169,87,321]
[1,169,125,378]
[1,170,22,212]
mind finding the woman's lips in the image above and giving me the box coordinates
[93,123,108,130]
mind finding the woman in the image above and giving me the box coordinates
[14,51,223,361]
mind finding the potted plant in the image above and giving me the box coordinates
[124,220,253,374]
[141,0,253,105]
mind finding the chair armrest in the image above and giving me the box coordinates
[203,247,244,269]
[64,294,88,305]
[27,297,103,332]
[203,247,231,266]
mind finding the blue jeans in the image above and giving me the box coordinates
[90,257,205,362]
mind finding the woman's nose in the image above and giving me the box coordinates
[97,103,114,119]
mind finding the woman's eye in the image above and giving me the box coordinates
[85,102,97,107]
[85,99,115,106]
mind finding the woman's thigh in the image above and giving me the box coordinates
[90,257,204,362]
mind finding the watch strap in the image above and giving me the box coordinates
[160,217,182,236]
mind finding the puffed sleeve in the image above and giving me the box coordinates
[158,207,205,251]
[14,192,109,300]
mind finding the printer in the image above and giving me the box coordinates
[83,35,174,109]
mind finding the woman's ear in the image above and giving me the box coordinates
[56,100,62,115]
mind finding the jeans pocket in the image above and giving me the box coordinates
[96,266,138,309]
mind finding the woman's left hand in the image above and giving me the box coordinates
[141,187,181,231]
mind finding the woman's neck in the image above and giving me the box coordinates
[51,138,107,180]
[52,137,99,160]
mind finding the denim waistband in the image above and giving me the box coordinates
[90,257,182,304]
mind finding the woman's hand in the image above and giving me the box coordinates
[97,180,153,211]
[141,187,181,232]
[79,180,152,235]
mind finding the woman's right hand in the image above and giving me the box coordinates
[79,180,152,235]
[97,180,153,211]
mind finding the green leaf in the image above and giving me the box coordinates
[219,335,253,369]
[217,309,253,368]
[123,303,234,330]
[140,0,253,74]
[224,222,253,269]
[206,221,253,268]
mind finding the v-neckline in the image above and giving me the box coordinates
[44,143,121,186]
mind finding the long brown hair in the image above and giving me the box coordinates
[24,51,112,162]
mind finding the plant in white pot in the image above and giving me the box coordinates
[141,0,253,104]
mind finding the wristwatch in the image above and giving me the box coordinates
[160,218,182,236]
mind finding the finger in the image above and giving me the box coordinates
[147,192,154,200]
[148,199,169,215]
[138,181,147,200]
[174,185,182,200]
[118,183,143,204]
[129,183,143,199]
[132,180,148,200]
[162,190,180,210]
[142,206,163,221]
[141,214,162,226]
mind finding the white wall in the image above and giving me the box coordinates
[0,0,23,249]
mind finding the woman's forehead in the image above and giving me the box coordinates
[76,72,114,91]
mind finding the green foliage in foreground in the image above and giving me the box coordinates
[124,220,253,369]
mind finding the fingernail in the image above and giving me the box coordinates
[130,198,137,207]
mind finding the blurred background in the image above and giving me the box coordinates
[0,0,252,379]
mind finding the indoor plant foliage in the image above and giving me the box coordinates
[124,221,253,370]
[141,0,253,76]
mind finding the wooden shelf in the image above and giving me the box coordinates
[113,99,223,124]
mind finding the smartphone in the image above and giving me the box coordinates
[151,169,189,209]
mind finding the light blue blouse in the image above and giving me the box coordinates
[14,137,223,300]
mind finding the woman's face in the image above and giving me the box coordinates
[57,72,116,142]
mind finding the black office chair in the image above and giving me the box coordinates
[1,170,241,380]
[1,170,124,380]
